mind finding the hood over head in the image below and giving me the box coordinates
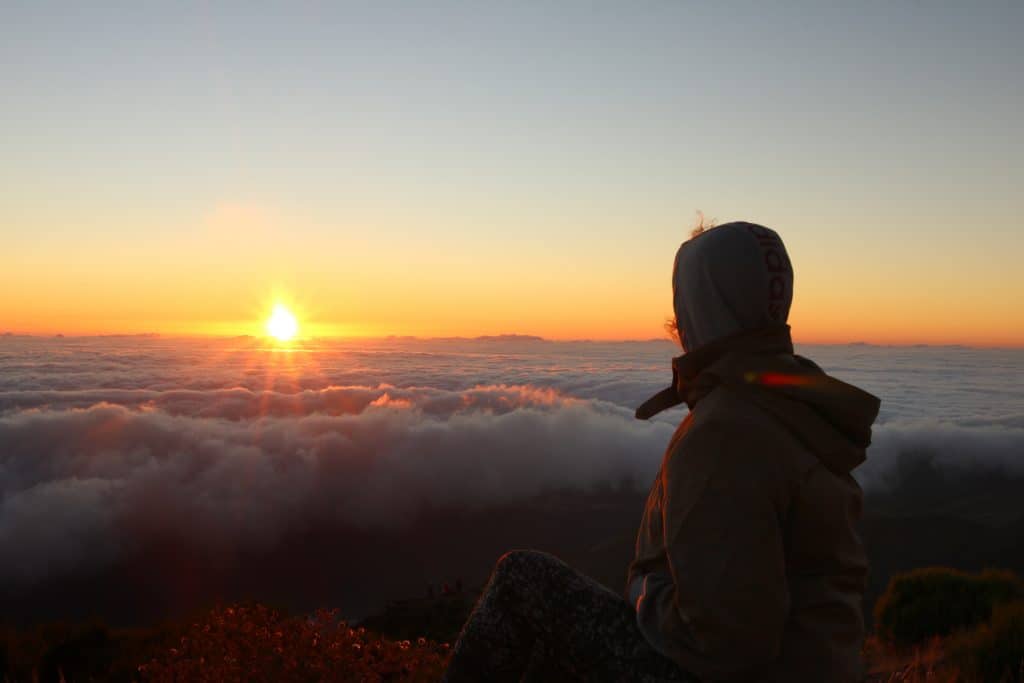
[637,218,879,472]
[673,222,793,352]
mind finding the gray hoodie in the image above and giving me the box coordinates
[673,222,793,352]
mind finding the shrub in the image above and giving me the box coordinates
[139,603,452,682]
[948,601,1024,683]
[875,567,1023,647]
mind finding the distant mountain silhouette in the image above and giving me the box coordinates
[473,334,546,342]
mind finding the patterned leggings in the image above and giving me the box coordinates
[442,550,696,682]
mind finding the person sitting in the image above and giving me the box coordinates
[442,221,880,682]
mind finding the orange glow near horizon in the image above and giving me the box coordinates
[1,224,1022,348]
[1,309,1021,348]
[0,283,1021,347]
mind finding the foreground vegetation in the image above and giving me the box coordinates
[2,568,1022,682]
[868,568,1024,682]
[137,604,450,682]
[1,603,451,683]
[875,568,1023,648]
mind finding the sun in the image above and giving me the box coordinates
[266,304,299,342]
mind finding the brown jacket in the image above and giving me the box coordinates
[629,327,880,682]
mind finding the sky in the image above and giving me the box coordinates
[2,1,1022,345]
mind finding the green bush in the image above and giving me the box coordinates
[874,567,1023,647]
[949,601,1024,682]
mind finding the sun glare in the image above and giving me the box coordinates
[266,304,299,342]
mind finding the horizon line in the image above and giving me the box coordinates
[2,330,1021,351]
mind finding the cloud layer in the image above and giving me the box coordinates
[0,386,672,584]
[1,336,1022,588]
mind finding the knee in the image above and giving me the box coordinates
[486,550,549,603]
[493,549,558,580]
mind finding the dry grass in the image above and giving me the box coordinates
[864,635,961,682]
[138,604,451,682]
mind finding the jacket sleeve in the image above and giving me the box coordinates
[656,419,790,680]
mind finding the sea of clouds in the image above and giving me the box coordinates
[1,335,1022,586]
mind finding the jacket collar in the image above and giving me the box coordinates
[634,325,794,419]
